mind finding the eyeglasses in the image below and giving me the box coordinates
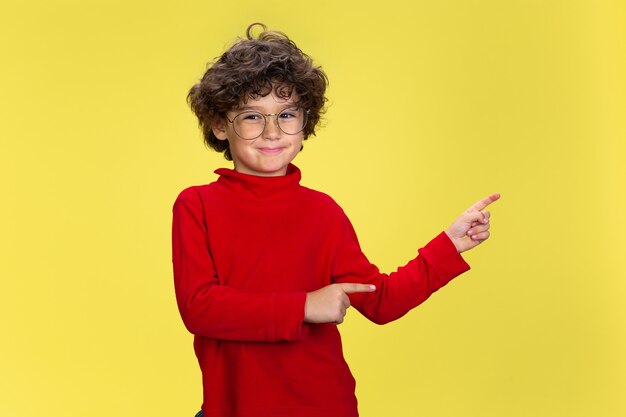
[225,107,309,140]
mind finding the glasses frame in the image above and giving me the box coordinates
[225,107,310,140]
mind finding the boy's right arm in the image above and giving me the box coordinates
[172,189,308,342]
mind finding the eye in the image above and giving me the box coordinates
[239,112,263,122]
[279,109,299,119]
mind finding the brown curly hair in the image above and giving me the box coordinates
[187,23,329,161]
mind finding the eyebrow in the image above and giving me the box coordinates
[235,104,299,112]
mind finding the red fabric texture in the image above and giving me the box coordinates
[172,164,470,417]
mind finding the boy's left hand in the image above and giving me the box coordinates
[445,193,500,253]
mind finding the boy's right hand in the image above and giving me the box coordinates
[304,283,376,324]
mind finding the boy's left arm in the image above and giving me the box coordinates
[331,194,499,325]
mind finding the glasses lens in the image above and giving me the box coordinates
[233,112,265,140]
[277,108,307,135]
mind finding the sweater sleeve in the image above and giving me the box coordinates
[172,188,309,342]
[331,210,470,325]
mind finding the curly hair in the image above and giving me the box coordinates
[187,23,329,161]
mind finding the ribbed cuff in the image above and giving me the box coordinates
[269,292,310,341]
[419,231,471,289]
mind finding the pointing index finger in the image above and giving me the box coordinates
[339,283,377,294]
[469,193,501,212]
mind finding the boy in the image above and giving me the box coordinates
[172,23,499,417]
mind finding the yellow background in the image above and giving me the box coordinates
[1,1,624,416]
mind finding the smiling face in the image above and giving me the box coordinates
[212,91,305,177]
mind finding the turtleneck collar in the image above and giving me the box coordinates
[214,163,302,199]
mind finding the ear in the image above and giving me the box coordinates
[212,118,228,141]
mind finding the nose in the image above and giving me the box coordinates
[262,114,281,140]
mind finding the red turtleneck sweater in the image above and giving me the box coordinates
[172,164,470,417]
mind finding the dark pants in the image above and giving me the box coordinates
[195,411,203,417]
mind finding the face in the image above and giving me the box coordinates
[212,91,305,177]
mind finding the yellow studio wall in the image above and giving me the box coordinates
[1,1,624,416]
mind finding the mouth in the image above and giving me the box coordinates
[257,147,284,154]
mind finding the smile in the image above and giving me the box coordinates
[257,147,284,154]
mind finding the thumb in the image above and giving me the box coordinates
[338,283,377,294]
[463,210,486,225]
